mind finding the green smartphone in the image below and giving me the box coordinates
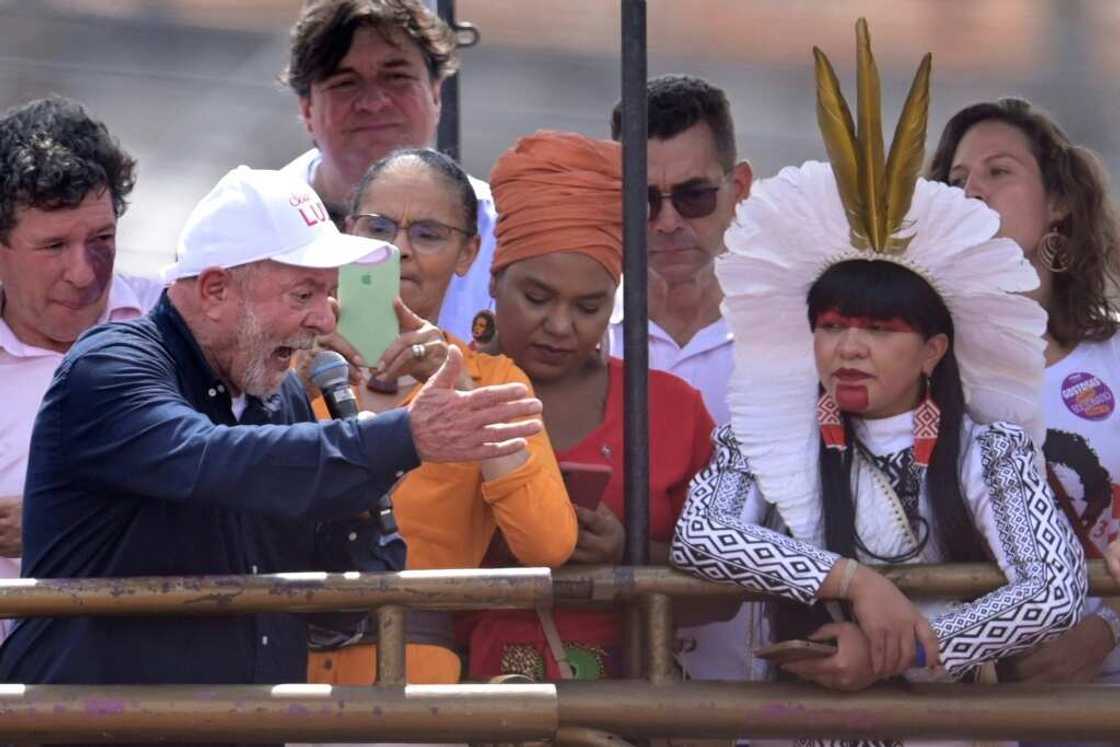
[337,245,400,365]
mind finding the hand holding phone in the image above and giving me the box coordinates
[559,461,612,509]
[337,246,400,365]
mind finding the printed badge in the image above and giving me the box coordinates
[1061,372,1116,421]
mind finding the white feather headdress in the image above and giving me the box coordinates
[716,21,1047,543]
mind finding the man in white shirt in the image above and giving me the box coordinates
[608,75,757,681]
[0,97,164,640]
[607,74,751,426]
[280,0,495,341]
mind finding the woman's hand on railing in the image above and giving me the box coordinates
[846,563,941,677]
[781,621,876,691]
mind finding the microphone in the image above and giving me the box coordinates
[310,351,359,419]
[309,350,399,536]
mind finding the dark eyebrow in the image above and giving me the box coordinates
[380,57,418,71]
[670,177,719,191]
[521,276,555,293]
[323,66,360,80]
[982,151,1028,165]
[521,274,611,302]
[31,222,116,246]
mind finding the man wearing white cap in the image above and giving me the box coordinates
[0,166,543,688]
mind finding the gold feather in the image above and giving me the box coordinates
[854,18,887,251]
[813,47,864,241]
[883,52,932,251]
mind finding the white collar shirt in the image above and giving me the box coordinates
[607,281,734,427]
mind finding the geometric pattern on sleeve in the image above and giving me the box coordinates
[671,425,840,606]
[931,423,1086,675]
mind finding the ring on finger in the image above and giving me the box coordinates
[410,343,428,361]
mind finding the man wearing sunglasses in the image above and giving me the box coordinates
[608,74,756,690]
[608,73,750,428]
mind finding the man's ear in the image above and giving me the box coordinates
[730,160,753,203]
[430,75,444,119]
[196,268,237,321]
[298,94,315,138]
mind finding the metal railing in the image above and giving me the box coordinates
[1,562,1118,743]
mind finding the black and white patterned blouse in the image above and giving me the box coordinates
[671,416,1086,680]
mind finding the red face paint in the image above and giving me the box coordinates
[835,384,870,411]
[815,309,917,333]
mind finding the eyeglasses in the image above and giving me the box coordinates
[349,213,472,253]
[647,176,729,221]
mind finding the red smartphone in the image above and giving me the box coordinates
[559,461,612,510]
[753,640,837,664]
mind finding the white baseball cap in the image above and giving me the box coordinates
[163,166,386,282]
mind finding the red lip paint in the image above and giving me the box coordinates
[835,384,869,411]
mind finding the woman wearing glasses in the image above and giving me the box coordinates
[306,148,578,686]
[462,130,717,681]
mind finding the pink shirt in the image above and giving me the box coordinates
[0,275,163,639]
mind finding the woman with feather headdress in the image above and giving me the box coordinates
[670,20,1086,735]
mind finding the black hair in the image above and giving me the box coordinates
[610,74,736,170]
[283,0,458,96]
[349,147,477,235]
[806,260,986,564]
[0,96,136,244]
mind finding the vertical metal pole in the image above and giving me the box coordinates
[643,593,674,685]
[620,0,649,568]
[621,0,649,684]
[436,0,461,161]
[377,605,407,686]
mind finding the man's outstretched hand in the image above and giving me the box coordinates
[408,345,543,462]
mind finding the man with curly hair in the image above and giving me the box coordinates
[0,96,163,640]
[280,0,497,341]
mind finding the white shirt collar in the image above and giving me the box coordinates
[852,409,916,456]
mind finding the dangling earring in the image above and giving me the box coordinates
[817,390,846,452]
[913,375,940,468]
[1036,228,1072,274]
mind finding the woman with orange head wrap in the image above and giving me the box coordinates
[463,130,716,681]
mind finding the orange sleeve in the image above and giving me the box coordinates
[310,395,331,422]
[478,359,578,568]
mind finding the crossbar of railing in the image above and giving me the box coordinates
[1,682,1119,742]
[0,562,1114,618]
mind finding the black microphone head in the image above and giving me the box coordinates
[309,350,350,391]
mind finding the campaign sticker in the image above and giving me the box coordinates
[1061,372,1115,421]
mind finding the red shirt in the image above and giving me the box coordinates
[465,358,715,680]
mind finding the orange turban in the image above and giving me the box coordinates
[490,130,622,282]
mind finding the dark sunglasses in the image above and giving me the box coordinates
[647,179,726,220]
[348,213,472,254]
